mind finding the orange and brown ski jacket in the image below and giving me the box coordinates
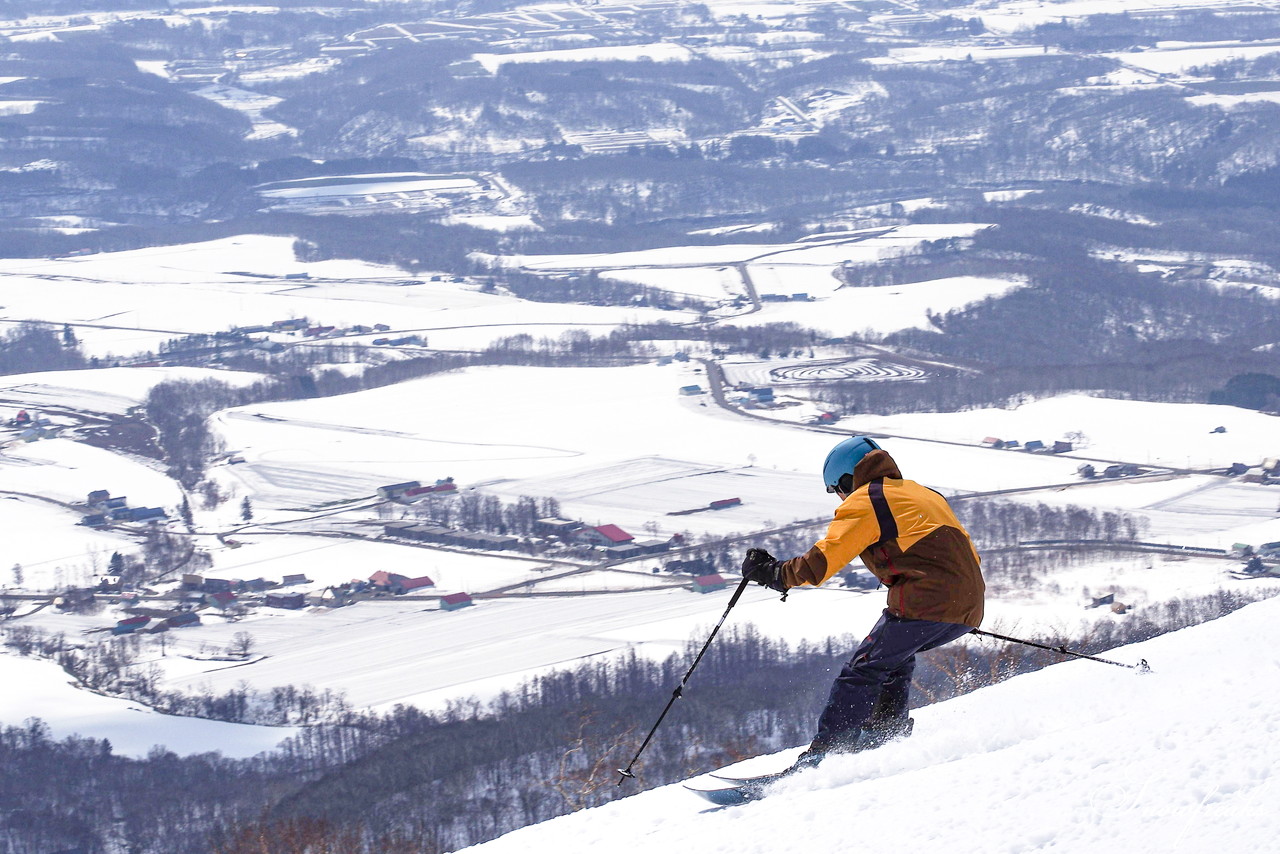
[779,449,985,627]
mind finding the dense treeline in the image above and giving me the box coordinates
[2,584,1275,854]
[0,323,85,376]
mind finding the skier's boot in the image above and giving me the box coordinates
[858,715,914,750]
[790,716,915,772]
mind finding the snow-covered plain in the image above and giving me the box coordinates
[0,366,264,415]
[0,235,686,355]
[463,595,1280,854]
[0,651,296,758]
[209,363,1086,515]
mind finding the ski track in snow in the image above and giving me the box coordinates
[462,596,1280,854]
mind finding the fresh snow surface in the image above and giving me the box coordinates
[462,595,1280,854]
[0,366,264,415]
[0,651,296,758]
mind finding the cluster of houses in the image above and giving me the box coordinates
[1076,463,1143,480]
[232,318,393,337]
[729,386,776,408]
[3,409,61,443]
[175,572,312,613]
[981,437,1074,454]
[79,490,167,527]
[1224,457,1280,484]
[357,571,473,609]
[382,516,672,559]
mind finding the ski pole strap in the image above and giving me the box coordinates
[970,628,1151,673]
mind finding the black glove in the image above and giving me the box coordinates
[742,548,788,593]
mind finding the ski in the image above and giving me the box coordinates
[708,769,791,786]
[684,781,767,806]
[685,769,793,805]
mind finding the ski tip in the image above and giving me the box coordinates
[684,784,756,807]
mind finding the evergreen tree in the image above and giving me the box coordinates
[240,497,253,522]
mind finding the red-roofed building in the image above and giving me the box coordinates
[369,570,398,590]
[369,571,435,595]
[692,574,728,594]
[204,591,238,610]
[398,575,435,594]
[441,592,473,611]
[572,524,635,547]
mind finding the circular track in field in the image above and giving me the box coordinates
[768,358,926,384]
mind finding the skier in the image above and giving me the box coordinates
[742,436,985,769]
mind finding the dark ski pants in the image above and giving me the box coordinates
[813,610,973,748]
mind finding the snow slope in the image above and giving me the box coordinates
[463,595,1280,854]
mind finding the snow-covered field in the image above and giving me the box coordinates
[507,226,1017,334]
[840,394,1278,471]
[209,363,1086,516]
[463,594,1280,854]
[0,366,264,416]
[0,496,135,590]
[0,438,180,509]
[0,651,296,758]
[0,235,686,355]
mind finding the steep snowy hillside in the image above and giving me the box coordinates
[464,597,1280,854]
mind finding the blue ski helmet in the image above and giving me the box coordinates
[822,436,882,493]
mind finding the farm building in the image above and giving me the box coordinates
[369,571,435,594]
[204,591,238,610]
[440,592,473,612]
[377,481,422,500]
[573,524,635,547]
[404,478,457,499]
[112,615,150,635]
[1053,440,1074,454]
[80,513,108,527]
[390,524,519,551]
[397,575,435,593]
[981,437,1004,449]
[709,497,742,510]
[87,489,111,506]
[281,573,310,586]
[1024,440,1046,453]
[605,539,670,559]
[161,612,201,629]
[534,517,582,538]
[743,387,774,404]
[265,591,306,609]
[679,385,704,396]
[692,574,728,593]
[382,520,418,537]
[666,557,714,575]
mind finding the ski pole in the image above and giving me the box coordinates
[617,575,753,786]
[971,628,1151,673]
